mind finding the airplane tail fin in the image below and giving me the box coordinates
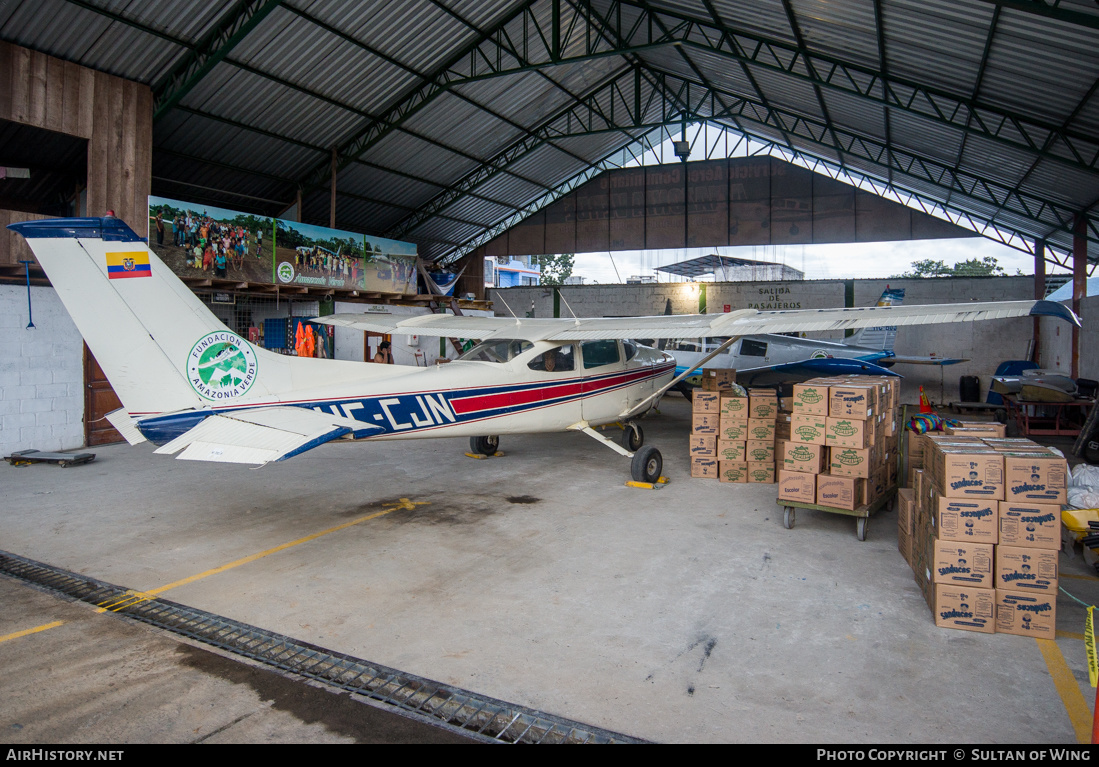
[7,217,385,416]
[845,287,905,350]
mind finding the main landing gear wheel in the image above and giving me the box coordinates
[621,422,644,451]
[470,435,499,456]
[783,506,795,529]
[856,517,868,542]
[630,445,662,483]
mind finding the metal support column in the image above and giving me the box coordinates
[1073,215,1087,379]
[1034,239,1045,364]
[329,147,338,229]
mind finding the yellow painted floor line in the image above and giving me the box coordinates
[0,620,64,644]
[1037,638,1093,744]
[145,506,402,597]
[1058,630,1087,641]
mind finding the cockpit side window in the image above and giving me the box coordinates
[457,338,533,363]
[581,340,621,369]
[527,345,575,372]
[739,338,768,357]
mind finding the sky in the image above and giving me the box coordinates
[570,236,1052,284]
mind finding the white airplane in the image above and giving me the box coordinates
[667,287,969,393]
[8,217,1080,482]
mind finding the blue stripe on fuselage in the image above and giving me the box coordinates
[136,363,674,444]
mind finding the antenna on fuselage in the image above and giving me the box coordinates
[495,293,519,319]
[558,290,578,319]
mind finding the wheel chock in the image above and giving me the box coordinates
[625,480,663,490]
[657,476,669,484]
[464,451,506,459]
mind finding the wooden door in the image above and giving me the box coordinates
[83,343,123,446]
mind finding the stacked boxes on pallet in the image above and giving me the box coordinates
[777,376,900,510]
[689,369,737,479]
[713,383,778,485]
[905,433,1067,636]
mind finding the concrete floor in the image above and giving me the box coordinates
[1,394,1096,744]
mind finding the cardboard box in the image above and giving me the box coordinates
[747,462,776,484]
[995,545,1058,593]
[688,434,717,457]
[897,488,915,536]
[718,392,750,419]
[931,491,998,545]
[929,446,1004,500]
[701,368,737,391]
[791,383,829,415]
[717,419,749,441]
[816,474,864,511]
[692,391,721,414]
[775,414,792,441]
[789,414,828,445]
[718,461,748,483]
[782,442,827,473]
[828,447,871,478]
[998,502,1061,550]
[778,470,815,503]
[715,440,747,462]
[690,456,719,479]
[996,589,1056,638]
[898,523,913,567]
[828,384,874,419]
[745,440,776,463]
[746,419,776,442]
[933,584,996,634]
[691,413,720,435]
[1002,453,1069,505]
[932,540,994,588]
[749,391,779,419]
[825,417,866,449]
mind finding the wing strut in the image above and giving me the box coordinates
[620,336,743,420]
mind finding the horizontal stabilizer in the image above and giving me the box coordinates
[105,408,148,446]
[153,406,382,465]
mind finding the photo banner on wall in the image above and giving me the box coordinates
[148,196,417,295]
[271,219,417,294]
[148,196,275,283]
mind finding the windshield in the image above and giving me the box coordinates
[457,338,533,363]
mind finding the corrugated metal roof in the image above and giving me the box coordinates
[0,0,1095,265]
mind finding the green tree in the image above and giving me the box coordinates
[535,253,574,286]
[892,255,1005,278]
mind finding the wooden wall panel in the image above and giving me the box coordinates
[0,210,47,265]
[0,42,152,246]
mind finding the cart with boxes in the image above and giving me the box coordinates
[775,376,901,540]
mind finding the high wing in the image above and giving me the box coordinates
[151,406,384,465]
[317,299,1078,341]
[886,355,969,366]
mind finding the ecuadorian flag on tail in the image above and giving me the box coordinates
[106,250,151,279]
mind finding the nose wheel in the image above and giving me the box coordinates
[630,445,663,483]
[470,435,499,456]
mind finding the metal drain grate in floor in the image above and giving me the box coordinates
[0,550,646,744]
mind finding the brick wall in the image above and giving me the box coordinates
[0,285,85,454]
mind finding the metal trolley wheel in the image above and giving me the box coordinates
[783,506,795,530]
